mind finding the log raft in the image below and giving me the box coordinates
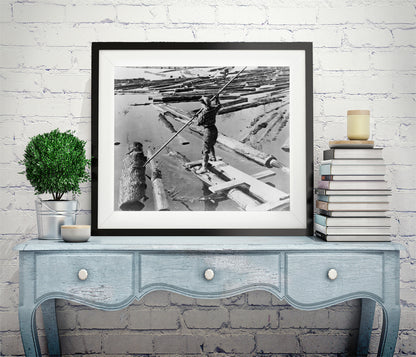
[168,150,260,211]
[209,161,289,211]
[182,158,289,211]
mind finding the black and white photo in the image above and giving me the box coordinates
[114,65,290,213]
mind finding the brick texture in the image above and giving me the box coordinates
[1,0,415,356]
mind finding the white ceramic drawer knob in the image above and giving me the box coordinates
[328,268,338,280]
[78,269,88,281]
[204,268,215,281]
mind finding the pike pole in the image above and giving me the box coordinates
[143,66,247,167]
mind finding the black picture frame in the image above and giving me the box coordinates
[91,42,313,236]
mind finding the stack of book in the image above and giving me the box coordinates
[315,146,391,242]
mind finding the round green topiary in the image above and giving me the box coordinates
[20,129,91,201]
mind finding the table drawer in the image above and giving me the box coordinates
[286,252,383,306]
[140,253,281,297]
[35,253,134,305]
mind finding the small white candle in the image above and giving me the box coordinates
[347,110,370,140]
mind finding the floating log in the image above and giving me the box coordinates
[174,87,196,93]
[281,137,290,152]
[161,91,241,99]
[153,104,288,171]
[147,149,169,211]
[257,113,285,142]
[158,113,190,145]
[239,107,279,142]
[114,78,148,90]
[220,97,248,108]
[161,68,180,73]
[153,93,241,103]
[218,95,284,115]
[149,76,210,90]
[208,67,228,72]
[119,142,147,211]
[155,78,203,92]
[153,95,208,103]
[240,85,289,97]
[130,103,151,106]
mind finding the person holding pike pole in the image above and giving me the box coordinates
[144,66,247,170]
[195,95,221,174]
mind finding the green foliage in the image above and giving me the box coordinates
[20,129,91,200]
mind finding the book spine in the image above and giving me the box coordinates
[314,214,327,226]
[315,189,392,195]
[320,165,331,176]
[323,149,383,160]
[314,223,327,234]
[315,223,391,235]
[321,159,385,166]
[323,150,334,160]
[321,175,385,181]
[320,164,385,176]
[316,200,389,211]
[317,180,330,189]
[316,200,329,210]
[314,230,330,241]
[314,215,390,226]
[317,195,390,203]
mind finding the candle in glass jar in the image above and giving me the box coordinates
[347,110,370,140]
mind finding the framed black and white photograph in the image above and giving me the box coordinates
[91,42,313,235]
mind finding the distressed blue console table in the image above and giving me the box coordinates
[16,236,401,356]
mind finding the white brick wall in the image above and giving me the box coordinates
[1,0,415,355]
[118,5,168,24]
[13,3,66,23]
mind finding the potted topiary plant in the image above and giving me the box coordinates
[20,129,91,239]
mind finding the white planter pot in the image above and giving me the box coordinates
[35,199,79,240]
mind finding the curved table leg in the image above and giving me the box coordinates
[41,299,61,357]
[378,304,400,357]
[357,298,376,356]
[18,304,41,357]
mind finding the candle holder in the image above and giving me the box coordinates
[347,110,370,140]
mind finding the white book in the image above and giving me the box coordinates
[321,159,385,166]
[315,231,391,242]
[315,214,390,227]
[316,200,389,211]
[315,223,390,235]
[321,175,385,181]
[323,148,383,160]
[319,210,389,217]
[317,195,390,203]
[315,189,391,196]
[318,181,389,190]
[320,164,385,176]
